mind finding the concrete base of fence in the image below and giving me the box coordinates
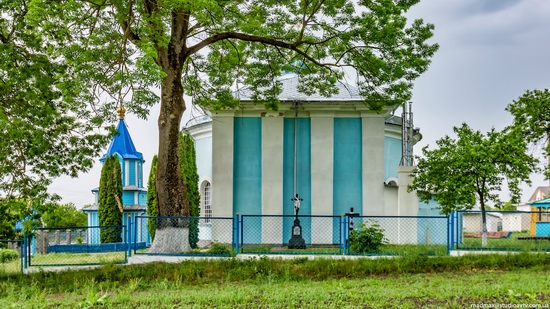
[450,250,527,256]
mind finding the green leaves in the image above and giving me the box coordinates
[506,88,550,179]
[0,0,112,203]
[410,124,539,215]
[178,133,200,248]
[147,155,158,241]
[98,155,123,243]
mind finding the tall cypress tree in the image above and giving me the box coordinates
[179,133,200,248]
[146,155,158,241]
[98,155,123,243]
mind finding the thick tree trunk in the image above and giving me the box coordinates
[156,67,188,218]
[150,46,191,252]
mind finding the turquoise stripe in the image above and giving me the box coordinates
[283,118,311,244]
[233,117,262,244]
[333,119,362,211]
[128,160,136,186]
[384,137,401,181]
[333,118,362,243]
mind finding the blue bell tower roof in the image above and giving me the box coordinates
[100,118,143,161]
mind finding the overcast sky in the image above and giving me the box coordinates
[49,0,550,208]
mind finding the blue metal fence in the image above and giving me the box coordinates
[453,210,550,252]
[21,211,547,270]
[133,216,234,257]
[27,225,128,267]
[239,215,343,255]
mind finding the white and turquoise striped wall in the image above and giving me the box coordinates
[211,107,409,244]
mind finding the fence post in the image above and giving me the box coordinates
[22,234,26,271]
[235,214,240,255]
[447,212,451,255]
[19,240,24,273]
[127,214,132,258]
[342,215,347,256]
[134,215,138,254]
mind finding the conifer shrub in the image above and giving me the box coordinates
[146,155,158,241]
[98,155,123,243]
[179,133,200,249]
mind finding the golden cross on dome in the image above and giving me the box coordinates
[117,102,126,119]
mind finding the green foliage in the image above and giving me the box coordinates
[179,133,200,248]
[0,1,111,205]
[98,156,123,243]
[0,249,18,263]
[146,155,158,241]
[506,88,550,179]
[348,222,388,253]
[24,0,438,218]
[207,243,231,255]
[41,203,87,228]
[410,124,539,215]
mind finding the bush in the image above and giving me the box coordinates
[208,243,231,255]
[0,249,19,263]
[348,222,388,253]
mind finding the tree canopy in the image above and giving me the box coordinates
[0,1,112,201]
[409,124,538,246]
[24,0,438,223]
[506,88,550,179]
[410,124,538,214]
[40,203,87,228]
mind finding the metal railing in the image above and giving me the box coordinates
[133,216,234,257]
[26,225,128,267]
[453,210,550,252]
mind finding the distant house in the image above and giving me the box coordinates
[462,212,502,233]
[528,186,549,202]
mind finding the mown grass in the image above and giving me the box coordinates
[460,231,550,251]
[27,252,126,267]
[1,253,550,308]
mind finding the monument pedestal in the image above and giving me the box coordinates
[288,219,306,249]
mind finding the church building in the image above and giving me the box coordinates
[185,74,439,245]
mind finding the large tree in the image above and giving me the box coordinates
[98,155,123,243]
[0,1,111,224]
[506,88,550,180]
[29,0,438,249]
[409,124,538,246]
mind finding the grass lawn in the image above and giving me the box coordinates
[1,254,549,308]
[460,231,550,251]
[27,252,126,267]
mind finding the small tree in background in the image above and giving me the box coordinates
[179,133,200,249]
[99,155,123,243]
[409,124,538,247]
[41,203,87,228]
[147,155,158,241]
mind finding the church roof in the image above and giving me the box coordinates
[100,119,143,161]
[235,74,363,102]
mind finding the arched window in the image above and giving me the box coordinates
[203,181,212,223]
